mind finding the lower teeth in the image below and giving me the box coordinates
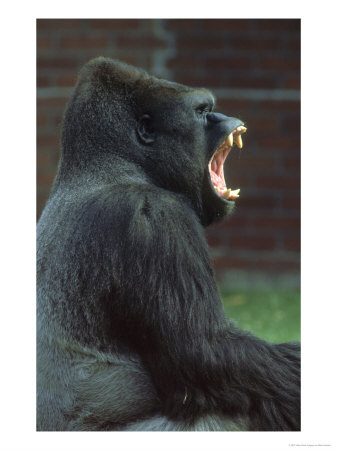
[216,187,240,200]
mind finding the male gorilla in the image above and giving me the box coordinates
[37,57,300,431]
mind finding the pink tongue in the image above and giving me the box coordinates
[210,151,226,191]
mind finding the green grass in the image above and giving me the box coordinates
[221,288,300,343]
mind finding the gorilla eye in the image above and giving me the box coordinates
[196,104,210,116]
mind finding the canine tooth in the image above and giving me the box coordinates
[231,189,240,196]
[234,134,243,148]
[223,188,231,199]
[226,133,233,147]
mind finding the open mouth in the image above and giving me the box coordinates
[208,125,247,201]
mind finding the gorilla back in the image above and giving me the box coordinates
[37,57,300,431]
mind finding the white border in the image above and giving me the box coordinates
[1,1,337,449]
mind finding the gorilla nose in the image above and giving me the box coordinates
[207,113,244,137]
[207,112,230,123]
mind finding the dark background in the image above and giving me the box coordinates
[36,18,300,287]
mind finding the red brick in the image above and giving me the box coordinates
[213,256,252,270]
[37,37,52,50]
[282,117,301,134]
[116,36,167,50]
[255,19,300,32]
[239,195,278,210]
[37,115,47,127]
[48,114,63,129]
[284,77,301,89]
[225,174,250,188]
[37,57,79,70]
[282,197,300,210]
[37,98,68,108]
[206,233,224,247]
[201,19,251,32]
[36,152,50,167]
[36,172,55,186]
[228,76,278,89]
[229,155,276,171]
[173,72,224,89]
[165,19,201,31]
[284,237,300,251]
[225,215,249,228]
[56,74,77,87]
[37,135,60,147]
[256,175,300,190]
[257,100,300,113]
[213,216,249,235]
[37,19,82,29]
[287,38,301,51]
[90,19,143,30]
[245,117,279,133]
[258,136,300,150]
[167,56,203,71]
[283,157,300,169]
[253,217,300,230]
[228,236,276,251]
[111,54,146,68]
[176,36,225,51]
[37,76,50,87]
[259,56,300,72]
[216,98,252,113]
[206,56,252,71]
[231,37,281,51]
[254,259,300,272]
[60,37,109,49]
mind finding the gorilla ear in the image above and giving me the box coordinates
[137,114,155,144]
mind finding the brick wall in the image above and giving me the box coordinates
[37,18,300,281]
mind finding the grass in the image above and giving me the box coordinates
[221,288,301,343]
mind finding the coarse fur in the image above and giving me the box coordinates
[37,57,300,431]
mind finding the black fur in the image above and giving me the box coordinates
[37,57,300,431]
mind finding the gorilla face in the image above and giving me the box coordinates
[135,85,247,225]
[60,58,246,226]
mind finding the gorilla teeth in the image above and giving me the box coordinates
[216,125,247,153]
[215,187,240,200]
[234,134,243,149]
[226,133,233,147]
[210,125,247,201]
[233,126,247,149]
[223,188,231,199]
[229,188,240,199]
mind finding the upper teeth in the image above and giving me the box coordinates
[233,125,246,148]
[228,125,246,149]
[226,133,233,147]
[215,125,247,154]
[234,134,243,148]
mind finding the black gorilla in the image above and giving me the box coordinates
[37,57,300,431]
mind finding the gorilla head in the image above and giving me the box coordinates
[58,57,246,226]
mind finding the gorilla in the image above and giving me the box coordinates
[37,57,300,431]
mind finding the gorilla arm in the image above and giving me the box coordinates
[83,185,300,431]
